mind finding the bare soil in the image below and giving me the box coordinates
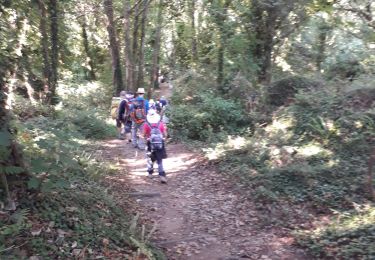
[100,139,310,260]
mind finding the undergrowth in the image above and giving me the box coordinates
[0,81,164,259]
[175,77,375,259]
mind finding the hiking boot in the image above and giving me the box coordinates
[160,176,167,184]
[148,173,153,179]
[118,134,125,140]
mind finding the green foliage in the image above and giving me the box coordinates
[1,81,163,259]
[1,178,164,259]
[168,71,252,141]
[12,96,55,121]
[170,93,251,141]
[267,76,322,106]
[296,206,375,259]
[208,81,375,258]
[326,59,364,81]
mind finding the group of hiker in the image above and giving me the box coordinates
[112,88,169,184]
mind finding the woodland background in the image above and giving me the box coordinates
[1,0,375,258]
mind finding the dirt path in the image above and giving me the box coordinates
[101,139,309,260]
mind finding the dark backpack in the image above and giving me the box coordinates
[131,99,146,124]
[123,99,132,121]
[148,122,164,151]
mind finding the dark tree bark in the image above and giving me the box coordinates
[124,0,133,91]
[190,0,198,63]
[137,0,149,88]
[213,0,230,92]
[81,17,96,80]
[104,0,124,95]
[37,0,52,103]
[132,2,140,87]
[49,0,59,104]
[316,23,329,72]
[150,0,163,97]
[252,0,276,85]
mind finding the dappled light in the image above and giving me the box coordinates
[1,0,375,258]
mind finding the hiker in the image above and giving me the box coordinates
[130,88,149,149]
[158,96,169,124]
[149,99,157,110]
[143,109,168,183]
[118,92,134,142]
[113,91,129,139]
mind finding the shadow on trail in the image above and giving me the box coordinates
[100,139,310,260]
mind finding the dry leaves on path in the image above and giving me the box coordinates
[101,140,309,260]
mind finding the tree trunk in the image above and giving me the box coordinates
[316,23,328,72]
[81,17,96,80]
[124,0,133,91]
[49,0,59,104]
[216,0,230,92]
[137,0,149,89]
[190,0,198,63]
[368,148,375,201]
[104,0,124,95]
[132,2,140,87]
[37,0,52,103]
[252,2,275,85]
[149,0,163,97]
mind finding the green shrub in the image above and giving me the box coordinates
[296,206,375,259]
[169,93,251,141]
[61,109,116,139]
[267,76,322,106]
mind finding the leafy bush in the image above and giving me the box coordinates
[211,82,375,258]
[12,96,56,121]
[267,76,322,106]
[296,206,375,259]
[326,59,364,81]
[169,93,251,141]
[60,109,116,139]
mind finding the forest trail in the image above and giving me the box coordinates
[101,140,310,260]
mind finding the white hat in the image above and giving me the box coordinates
[137,88,145,94]
[147,109,161,124]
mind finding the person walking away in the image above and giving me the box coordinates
[143,109,168,183]
[149,99,156,111]
[130,88,149,149]
[119,92,134,142]
[113,91,127,139]
[158,96,169,124]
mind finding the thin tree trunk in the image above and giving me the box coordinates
[81,17,96,80]
[137,0,149,88]
[316,23,328,72]
[149,0,163,97]
[104,0,124,95]
[252,2,275,85]
[132,2,140,87]
[190,0,198,63]
[124,0,133,91]
[368,149,375,201]
[216,0,230,92]
[49,0,59,104]
[37,0,52,103]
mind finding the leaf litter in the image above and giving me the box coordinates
[101,140,311,260]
